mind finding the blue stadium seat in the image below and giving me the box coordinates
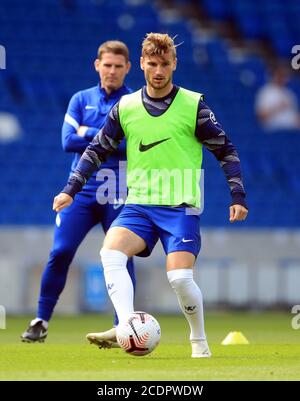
[201,0,232,21]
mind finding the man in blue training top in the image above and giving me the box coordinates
[21,41,135,347]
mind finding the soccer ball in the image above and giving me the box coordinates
[116,311,161,356]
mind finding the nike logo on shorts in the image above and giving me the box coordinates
[182,238,193,242]
[55,214,61,227]
[139,137,171,152]
[85,105,97,110]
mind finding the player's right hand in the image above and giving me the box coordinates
[53,193,73,212]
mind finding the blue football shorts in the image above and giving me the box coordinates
[110,204,201,257]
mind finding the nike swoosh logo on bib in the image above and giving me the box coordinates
[139,137,171,152]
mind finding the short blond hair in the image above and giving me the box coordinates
[142,33,176,59]
[97,40,129,63]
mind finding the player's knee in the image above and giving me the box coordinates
[100,248,128,272]
[167,269,194,291]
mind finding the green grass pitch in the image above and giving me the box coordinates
[0,312,299,381]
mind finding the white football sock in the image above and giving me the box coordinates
[167,269,206,341]
[100,248,134,324]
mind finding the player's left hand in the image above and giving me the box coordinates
[229,204,248,223]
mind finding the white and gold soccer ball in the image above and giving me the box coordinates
[116,311,161,356]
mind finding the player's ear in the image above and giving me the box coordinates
[94,59,100,72]
[126,61,131,74]
[173,57,177,71]
[140,57,144,71]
